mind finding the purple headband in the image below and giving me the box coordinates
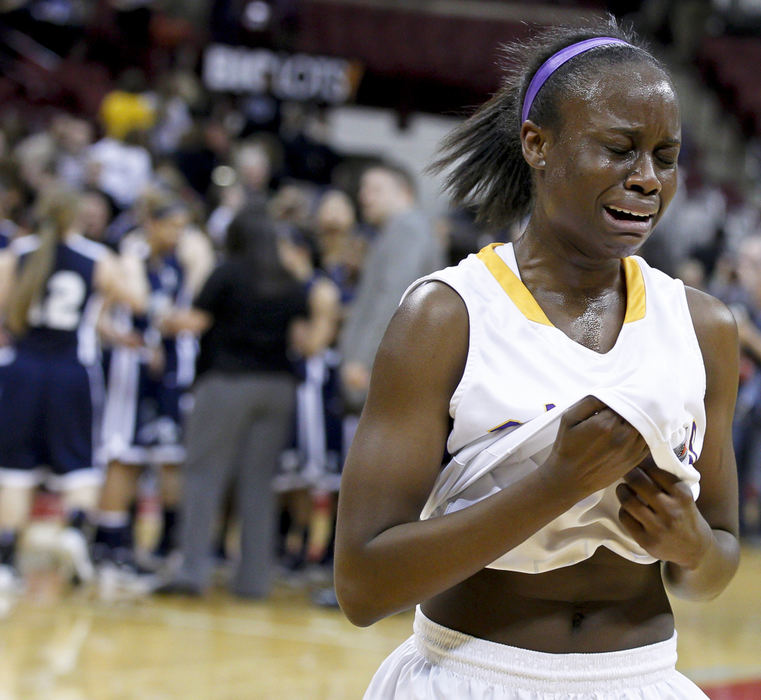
[521,37,632,124]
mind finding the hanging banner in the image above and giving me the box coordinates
[202,44,362,103]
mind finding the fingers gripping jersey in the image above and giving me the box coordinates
[402,243,706,574]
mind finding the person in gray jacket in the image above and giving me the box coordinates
[339,164,444,414]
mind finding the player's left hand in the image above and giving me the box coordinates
[616,458,712,569]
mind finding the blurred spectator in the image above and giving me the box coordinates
[206,138,273,246]
[339,163,444,414]
[675,257,708,291]
[55,115,95,189]
[280,103,341,186]
[77,188,114,246]
[150,70,200,157]
[86,129,153,211]
[173,118,231,199]
[98,68,156,142]
[269,182,314,234]
[10,114,95,201]
[12,120,59,194]
[727,234,761,538]
[313,189,366,305]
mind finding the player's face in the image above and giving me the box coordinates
[79,194,109,239]
[152,211,187,253]
[537,61,680,260]
[317,193,355,236]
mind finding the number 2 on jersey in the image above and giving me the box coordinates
[28,270,87,330]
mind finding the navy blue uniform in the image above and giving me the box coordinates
[275,274,344,495]
[0,219,16,250]
[0,234,107,488]
[101,236,195,466]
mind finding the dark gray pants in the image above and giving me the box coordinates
[175,371,296,596]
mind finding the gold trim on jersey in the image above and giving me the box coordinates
[476,243,553,326]
[621,255,646,323]
[476,243,646,325]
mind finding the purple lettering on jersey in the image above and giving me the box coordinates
[489,419,523,433]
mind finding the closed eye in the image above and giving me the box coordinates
[656,150,679,166]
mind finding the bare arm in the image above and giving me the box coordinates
[617,287,740,600]
[334,282,650,627]
[290,277,341,356]
[0,249,17,345]
[0,249,17,314]
[177,229,215,298]
[158,307,213,336]
[663,288,740,599]
[94,251,148,313]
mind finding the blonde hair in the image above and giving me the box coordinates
[5,189,79,336]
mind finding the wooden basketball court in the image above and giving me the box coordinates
[1,541,760,699]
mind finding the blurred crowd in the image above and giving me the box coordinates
[0,60,454,606]
[2,12,761,611]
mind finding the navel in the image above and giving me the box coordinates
[570,603,587,631]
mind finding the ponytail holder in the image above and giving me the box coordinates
[521,37,633,124]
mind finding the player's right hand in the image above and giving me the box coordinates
[541,395,650,499]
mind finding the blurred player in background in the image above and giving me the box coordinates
[94,189,213,593]
[0,188,146,591]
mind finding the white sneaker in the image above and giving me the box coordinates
[0,563,22,595]
[57,528,95,584]
[96,562,155,602]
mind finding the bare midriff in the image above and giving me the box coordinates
[421,547,673,653]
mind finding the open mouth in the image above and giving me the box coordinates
[603,205,654,223]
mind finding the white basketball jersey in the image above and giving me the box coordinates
[402,242,706,573]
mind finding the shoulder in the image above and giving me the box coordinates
[372,280,468,405]
[685,286,738,344]
[394,279,468,342]
[10,234,40,256]
[119,230,148,258]
[178,228,213,256]
[685,286,739,381]
[403,249,491,300]
[310,274,340,305]
[0,247,17,274]
[67,233,110,262]
[88,137,118,157]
